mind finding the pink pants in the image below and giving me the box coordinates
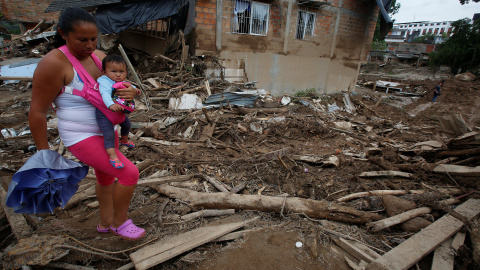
[68,133,139,186]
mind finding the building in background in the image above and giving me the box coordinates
[387,21,454,44]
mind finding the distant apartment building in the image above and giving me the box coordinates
[386,21,454,44]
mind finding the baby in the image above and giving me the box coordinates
[96,54,137,169]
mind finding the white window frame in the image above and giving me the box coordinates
[296,10,315,40]
[233,0,270,36]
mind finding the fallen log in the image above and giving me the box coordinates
[366,207,432,232]
[152,185,381,224]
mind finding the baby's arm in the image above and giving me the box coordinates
[98,76,116,108]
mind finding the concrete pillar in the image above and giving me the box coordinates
[329,0,344,59]
[216,0,224,51]
[283,0,293,55]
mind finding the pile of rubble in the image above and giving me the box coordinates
[1,36,480,270]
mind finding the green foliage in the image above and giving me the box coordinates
[294,88,318,97]
[429,18,480,73]
[459,0,479,4]
[412,33,436,44]
[371,40,387,50]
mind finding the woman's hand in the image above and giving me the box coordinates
[115,83,137,101]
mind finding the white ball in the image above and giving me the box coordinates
[295,241,303,248]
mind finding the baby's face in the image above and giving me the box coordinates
[104,62,127,82]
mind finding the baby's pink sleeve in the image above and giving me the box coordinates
[112,82,131,89]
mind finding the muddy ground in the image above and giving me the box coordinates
[1,62,479,270]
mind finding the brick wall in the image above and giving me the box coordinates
[196,0,379,59]
[195,0,217,51]
[0,0,60,23]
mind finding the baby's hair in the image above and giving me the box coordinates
[102,54,127,70]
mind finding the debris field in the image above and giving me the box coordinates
[0,40,480,270]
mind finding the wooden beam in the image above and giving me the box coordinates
[431,232,465,270]
[130,217,258,270]
[0,76,33,81]
[334,237,376,263]
[367,199,480,270]
[137,174,196,186]
[367,207,432,232]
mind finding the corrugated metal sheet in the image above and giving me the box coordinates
[45,0,121,12]
[203,92,259,108]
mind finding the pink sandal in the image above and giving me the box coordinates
[97,224,110,233]
[120,140,135,148]
[110,158,124,169]
[110,219,145,240]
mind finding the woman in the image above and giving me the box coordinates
[29,7,145,240]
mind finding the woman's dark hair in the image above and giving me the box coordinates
[102,55,127,70]
[51,7,97,49]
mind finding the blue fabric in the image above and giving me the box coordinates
[6,150,89,214]
[96,108,116,149]
[97,75,116,109]
[96,108,131,149]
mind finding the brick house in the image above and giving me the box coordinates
[1,0,387,95]
[0,0,59,33]
[195,0,383,94]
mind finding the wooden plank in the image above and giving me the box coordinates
[130,217,258,270]
[367,207,432,232]
[137,175,195,186]
[345,257,368,270]
[350,241,381,260]
[359,171,414,179]
[433,164,480,177]
[0,76,33,81]
[334,237,376,263]
[431,232,465,270]
[367,199,480,270]
[214,229,254,242]
[139,137,180,146]
[146,78,160,88]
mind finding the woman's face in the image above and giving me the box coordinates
[61,21,98,59]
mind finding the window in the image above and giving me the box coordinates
[233,0,269,36]
[296,11,315,40]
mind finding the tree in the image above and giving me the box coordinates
[459,0,479,4]
[412,33,436,44]
[429,18,480,73]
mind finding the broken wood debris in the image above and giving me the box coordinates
[367,199,480,270]
[130,217,258,270]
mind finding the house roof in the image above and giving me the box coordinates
[45,0,122,12]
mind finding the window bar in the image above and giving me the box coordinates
[303,13,307,39]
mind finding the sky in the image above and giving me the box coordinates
[391,0,480,23]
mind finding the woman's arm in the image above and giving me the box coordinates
[29,51,67,150]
